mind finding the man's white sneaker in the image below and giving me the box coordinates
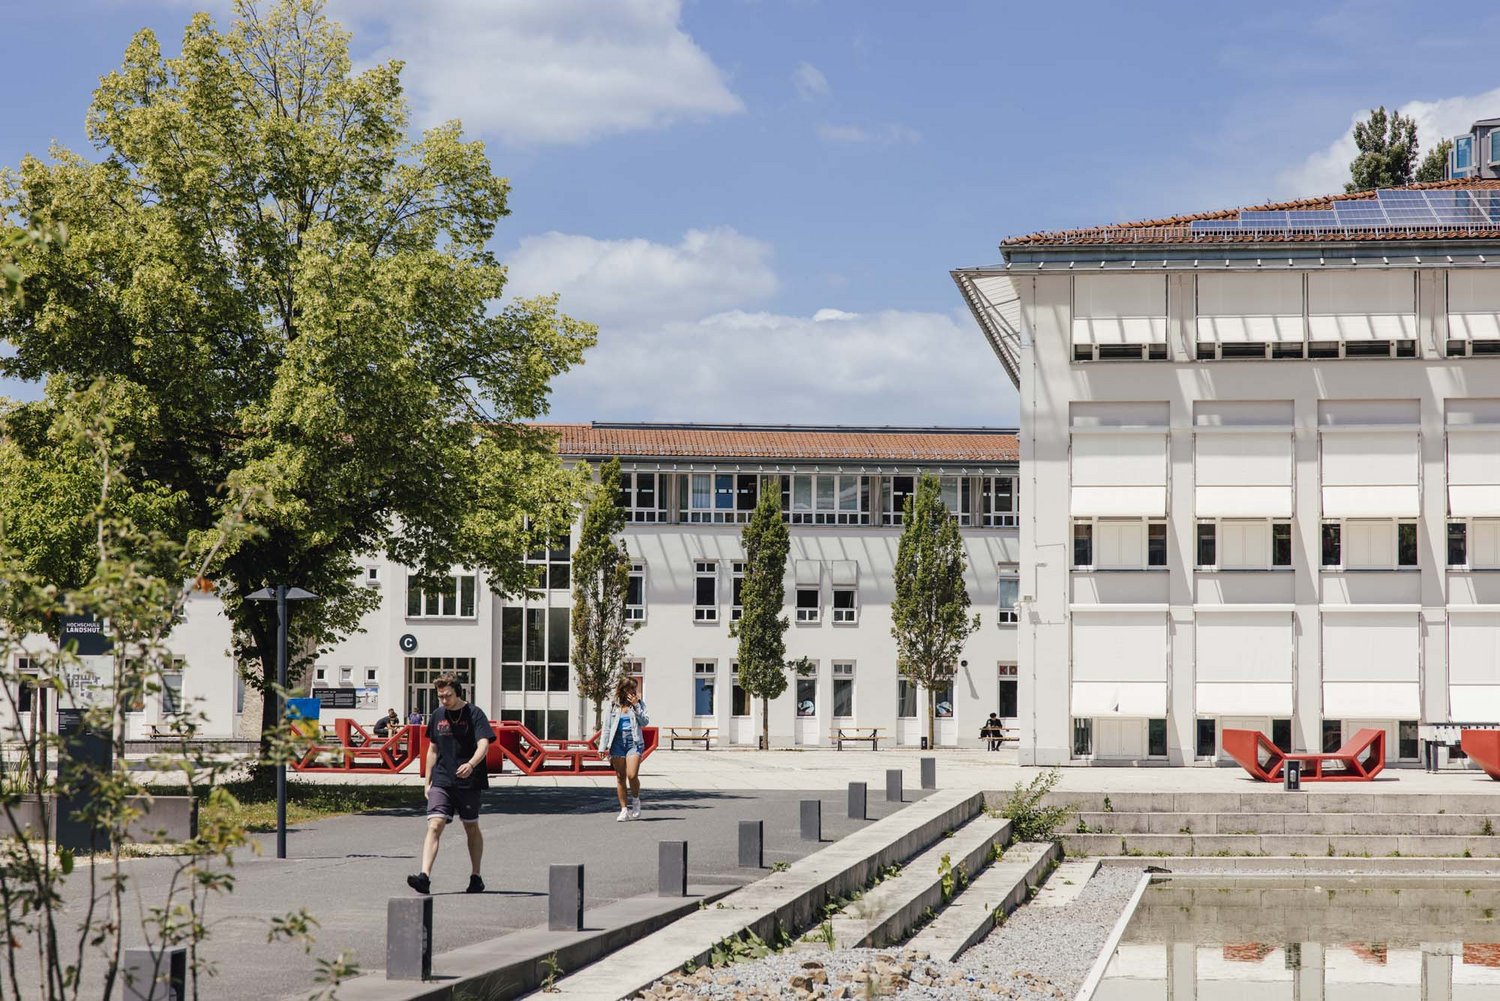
[629,796,641,819]
[616,807,631,822]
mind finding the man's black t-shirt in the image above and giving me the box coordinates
[426,702,492,790]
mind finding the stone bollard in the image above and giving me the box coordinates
[920,756,936,790]
[549,863,585,931]
[123,946,187,1001]
[659,840,688,897]
[739,819,764,868]
[848,781,867,820]
[386,896,433,981]
[800,799,822,842]
[886,768,903,803]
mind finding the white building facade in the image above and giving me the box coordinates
[955,178,1500,766]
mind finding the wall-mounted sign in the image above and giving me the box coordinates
[60,615,111,657]
[399,634,418,653]
[312,687,358,709]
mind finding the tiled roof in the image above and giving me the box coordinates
[534,423,1019,463]
[1003,178,1500,247]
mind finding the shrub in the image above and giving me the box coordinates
[999,768,1076,842]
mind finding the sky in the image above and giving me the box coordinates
[7,1,1500,429]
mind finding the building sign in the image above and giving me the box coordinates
[399,634,418,653]
[312,687,358,709]
[60,615,111,657]
[999,664,1019,678]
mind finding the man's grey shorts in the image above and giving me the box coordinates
[426,785,481,824]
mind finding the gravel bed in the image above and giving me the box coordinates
[636,864,1146,1001]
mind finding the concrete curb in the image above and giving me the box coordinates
[548,786,987,1000]
[1073,871,1151,1001]
[908,840,1060,962]
[1094,854,1500,873]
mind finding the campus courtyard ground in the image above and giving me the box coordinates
[75,748,1500,999]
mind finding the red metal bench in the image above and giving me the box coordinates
[1460,729,1500,780]
[291,718,657,776]
[1222,727,1386,782]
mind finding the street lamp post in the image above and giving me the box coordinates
[247,584,318,860]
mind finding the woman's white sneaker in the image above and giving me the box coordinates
[629,796,641,819]
[616,807,631,822]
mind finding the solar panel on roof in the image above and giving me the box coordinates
[1178,185,1500,238]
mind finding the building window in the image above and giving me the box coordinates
[832,662,854,718]
[314,665,328,684]
[1449,521,1469,567]
[1272,522,1292,567]
[405,656,475,718]
[731,667,750,717]
[1076,343,1168,361]
[681,472,758,524]
[1072,522,1093,568]
[626,562,645,622]
[1456,134,1474,173]
[730,561,745,622]
[499,605,568,693]
[1196,521,1216,568]
[796,668,817,717]
[897,678,917,718]
[618,470,666,523]
[525,538,571,591]
[1195,718,1216,758]
[1320,523,1341,568]
[339,666,353,685]
[694,561,718,622]
[883,476,916,526]
[832,587,857,623]
[1147,718,1167,758]
[783,473,869,525]
[795,587,820,623]
[1321,719,1343,754]
[982,475,1019,527]
[1072,718,1093,757]
[162,661,186,716]
[997,663,1018,716]
[997,567,1019,625]
[364,667,378,685]
[1397,521,1419,568]
[1399,720,1419,759]
[934,679,954,718]
[365,565,381,585]
[939,476,972,525]
[1147,522,1167,567]
[693,662,716,716]
[406,572,478,618]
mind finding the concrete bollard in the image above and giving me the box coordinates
[123,946,187,1000]
[920,756,936,790]
[886,768,904,803]
[800,799,822,842]
[738,820,764,868]
[386,896,433,981]
[659,840,688,897]
[549,863,585,931]
[848,781,867,820]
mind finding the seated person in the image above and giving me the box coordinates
[373,708,400,738]
[981,712,1004,750]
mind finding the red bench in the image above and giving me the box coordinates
[1222,727,1386,782]
[1460,729,1500,780]
[292,720,422,772]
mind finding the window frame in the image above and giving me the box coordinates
[626,561,646,622]
[692,661,716,717]
[996,565,1019,625]
[405,572,480,620]
[982,475,1020,527]
[693,561,719,622]
[1320,519,1419,570]
[795,586,821,623]
[831,586,858,624]
[730,561,745,622]
[831,661,855,719]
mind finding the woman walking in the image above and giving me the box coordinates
[598,676,649,820]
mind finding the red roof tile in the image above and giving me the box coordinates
[534,424,1019,463]
[1004,178,1500,247]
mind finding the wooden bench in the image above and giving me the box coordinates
[665,726,716,750]
[144,723,175,740]
[980,726,1018,750]
[832,726,883,751]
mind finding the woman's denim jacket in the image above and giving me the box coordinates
[597,698,650,756]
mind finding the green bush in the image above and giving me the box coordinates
[998,768,1076,842]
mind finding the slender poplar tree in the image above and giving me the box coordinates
[732,480,805,750]
[571,457,636,731]
[891,474,980,749]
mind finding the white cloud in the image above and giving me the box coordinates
[1280,88,1500,197]
[546,306,1013,426]
[339,0,744,145]
[817,123,921,146]
[793,61,830,101]
[505,228,778,329]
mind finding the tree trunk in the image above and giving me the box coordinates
[593,699,602,734]
[248,616,280,761]
[926,685,936,750]
[760,696,769,751]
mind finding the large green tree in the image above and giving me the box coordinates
[1416,138,1453,183]
[731,481,805,750]
[571,458,637,731]
[891,475,979,749]
[0,0,593,740]
[1346,106,1419,192]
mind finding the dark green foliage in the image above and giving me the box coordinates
[1416,138,1452,183]
[731,482,804,749]
[1346,106,1419,192]
[571,458,637,729]
[999,768,1076,842]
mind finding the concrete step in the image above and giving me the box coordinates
[1031,859,1097,908]
[821,813,1011,951]
[1064,831,1500,857]
[1075,811,1500,836]
[906,840,1060,962]
[1028,789,1500,816]
[548,787,987,1000]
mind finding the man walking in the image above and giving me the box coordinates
[407,675,491,894]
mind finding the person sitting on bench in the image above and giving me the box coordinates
[981,713,1005,750]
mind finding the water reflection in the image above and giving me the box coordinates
[1093,877,1500,999]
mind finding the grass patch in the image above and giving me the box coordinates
[149,780,419,832]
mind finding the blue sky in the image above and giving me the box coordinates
[7,0,1500,427]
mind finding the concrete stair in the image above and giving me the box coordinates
[1030,790,1500,858]
[905,840,1060,961]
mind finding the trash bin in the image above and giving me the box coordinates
[920,736,929,750]
[1283,758,1302,792]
